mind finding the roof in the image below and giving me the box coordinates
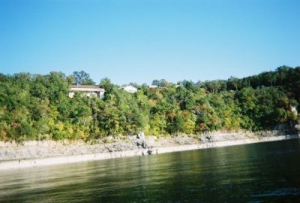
[70,85,105,92]
[123,85,137,91]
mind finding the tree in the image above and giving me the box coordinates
[1,66,300,141]
[152,79,160,87]
[276,66,291,85]
[72,71,95,85]
[261,71,277,86]
[100,77,114,95]
[227,76,241,90]
[160,79,169,87]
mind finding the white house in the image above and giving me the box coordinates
[149,85,158,89]
[69,85,105,99]
[122,85,138,93]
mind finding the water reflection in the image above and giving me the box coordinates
[1,139,300,202]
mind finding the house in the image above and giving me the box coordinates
[69,85,105,99]
[149,85,158,89]
[122,85,138,93]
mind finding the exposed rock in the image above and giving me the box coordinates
[199,132,253,143]
[199,135,213,142]
[137,131,145,140]
[1,131,298,162]
[174,136,198,145]
[295,119,300,131]
[135,139,148,149]
[135,131,153,149]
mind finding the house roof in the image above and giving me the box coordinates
[123,85,137,89]
[70,85,105,92]
[122,85,138,93]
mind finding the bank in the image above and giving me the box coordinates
[0,131,299,170]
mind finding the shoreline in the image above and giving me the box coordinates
[0,134,299,171]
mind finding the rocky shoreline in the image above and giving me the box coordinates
[0,132,299,170]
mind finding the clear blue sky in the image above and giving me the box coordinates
[1,0,299,85]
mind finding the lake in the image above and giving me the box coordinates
[1,139,300,202]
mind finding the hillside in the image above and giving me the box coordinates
[0,66,299,141]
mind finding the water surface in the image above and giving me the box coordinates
[1,139,300,202]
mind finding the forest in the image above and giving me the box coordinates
[0,66,299,141]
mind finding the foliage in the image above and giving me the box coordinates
[72,70,95,85]
[0,66,299,141]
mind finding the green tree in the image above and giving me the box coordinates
[73,70,95,85]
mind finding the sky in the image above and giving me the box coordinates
[0,0,299,85]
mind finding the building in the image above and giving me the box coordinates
[122,85,138,93]
[149,85,158,89]
[69,85,105,99]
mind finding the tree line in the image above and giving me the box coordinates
[0,66,299,141]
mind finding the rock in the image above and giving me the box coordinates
[174,135,198,145]
[135,131,152,149]
[136,139,148,149]
[199,135,213,143]
[137,131,145,140]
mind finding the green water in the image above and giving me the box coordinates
[1,139,300,202]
